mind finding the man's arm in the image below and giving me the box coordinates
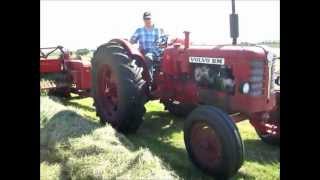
[130,28,140,44]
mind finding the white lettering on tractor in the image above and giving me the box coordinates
[189,56,225,65]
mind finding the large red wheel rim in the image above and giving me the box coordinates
[190,121,222,169]
[97,64,119,122]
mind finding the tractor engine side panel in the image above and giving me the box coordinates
[159,48,198,104]
[158,46,277,114]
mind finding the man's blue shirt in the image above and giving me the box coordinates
[130,26,163,56]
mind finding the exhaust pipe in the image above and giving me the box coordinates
[230,0,239,45]
[184,31,190,49]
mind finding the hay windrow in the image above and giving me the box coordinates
[40,96,178,179]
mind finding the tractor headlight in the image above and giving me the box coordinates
[240,82,250,94]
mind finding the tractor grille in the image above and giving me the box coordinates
[249,60,264,96]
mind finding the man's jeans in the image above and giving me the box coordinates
[144,52,157,82]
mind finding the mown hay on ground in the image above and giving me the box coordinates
[40,96,177,180]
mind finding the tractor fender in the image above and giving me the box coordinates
[109,38,151,84]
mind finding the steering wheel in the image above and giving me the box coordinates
[159,34,169,48]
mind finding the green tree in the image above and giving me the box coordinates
[75,48,90,56]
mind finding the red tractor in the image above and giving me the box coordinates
[40,46,91,97]
[90,0,279,178]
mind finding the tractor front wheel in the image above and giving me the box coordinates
[184,105,244,178]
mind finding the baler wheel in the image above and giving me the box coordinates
[91,42,147,133]
[184,105,244,178]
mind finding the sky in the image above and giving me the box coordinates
[40,0,280,50]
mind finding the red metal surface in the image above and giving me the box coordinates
[40,59,62,73]
[64,59,92,90]
[183,31,190,49]
[156,44,276,115]
[80,64,92,89]
[190,121,222,169]
[97,64,119,120]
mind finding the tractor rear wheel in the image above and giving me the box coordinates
[91,42,147,133]
[184,105,244,178]
[163,100,196,117]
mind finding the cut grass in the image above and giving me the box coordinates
[40,96,178,180]
[41,94,280,179]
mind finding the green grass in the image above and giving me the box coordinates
[41,95,279,179]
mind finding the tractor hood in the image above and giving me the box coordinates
[189,44,267,57]
[166,44,269,62]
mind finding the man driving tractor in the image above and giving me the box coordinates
[130,11,165,81]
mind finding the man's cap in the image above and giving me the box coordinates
[143,12,152,19]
